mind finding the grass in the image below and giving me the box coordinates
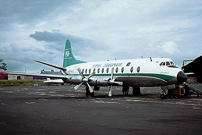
[0,80,45,87]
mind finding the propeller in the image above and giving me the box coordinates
[74,68,95,93]
[101,68,123,96]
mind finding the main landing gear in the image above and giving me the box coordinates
[85,85,94,97]
[122,85,141,96]
[132,86,141,96]
[122,85,129,95]
[85,84,141,97]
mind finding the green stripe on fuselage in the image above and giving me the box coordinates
[71,73,175,81]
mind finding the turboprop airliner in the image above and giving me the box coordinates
[8,40,187,98]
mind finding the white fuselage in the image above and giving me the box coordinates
[64,58,182,87]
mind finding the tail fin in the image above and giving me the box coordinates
[63,40,86,67]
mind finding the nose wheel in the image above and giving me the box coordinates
[160,90,167,99]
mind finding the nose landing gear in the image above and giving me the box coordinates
[160,90,167,99]
[160,87,186,99]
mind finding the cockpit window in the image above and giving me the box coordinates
[160,62,165,66]
[166,61,170,66]
[170,61,174,65]
[160,61,177,68]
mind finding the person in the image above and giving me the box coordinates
[184,83,190,98]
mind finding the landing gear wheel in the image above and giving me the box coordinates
[160,94,167,99]
[174,94,179,99]
[133,87,141,96]
[91,92,94,97]
[86,91,90,97]
[86,91,94,97]
[122,85,129,96]
[85,85,94,97]
[86,87,94,97]
[123,91,129,96]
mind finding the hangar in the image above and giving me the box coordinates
[182,55,202,83]
[0,72,33,80]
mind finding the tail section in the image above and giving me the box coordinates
[63,40,86,67]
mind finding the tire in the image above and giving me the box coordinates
[160,94,167,99]
[86,91,94,97]
[174,94,179,99]
[133,87,140,96]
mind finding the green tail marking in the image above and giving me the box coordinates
[63,40,86,67]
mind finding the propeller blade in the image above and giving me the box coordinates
[87,70,96,79]
[74,82,84,90]
[75,68,96,94]
[108,85,112,96]
[111,68,114,80]
[77,68,85,79]
[114,81,123,85]
[86,82,94,93]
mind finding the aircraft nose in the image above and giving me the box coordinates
[177,71,187,84]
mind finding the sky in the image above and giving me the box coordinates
[0,0,202,73]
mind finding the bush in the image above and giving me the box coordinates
[0,80,44,87]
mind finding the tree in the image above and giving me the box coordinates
[0,59,7,71]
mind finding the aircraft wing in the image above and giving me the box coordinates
[6,72,68,79]
[35,60,67,73]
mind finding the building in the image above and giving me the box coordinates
[0,72,33,80]
[8,75,33,80]
[182,55,202,83]
[0,72,8,80]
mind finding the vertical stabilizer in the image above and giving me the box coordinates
[63,40,86,67]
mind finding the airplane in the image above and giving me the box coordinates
[7,40,187,98]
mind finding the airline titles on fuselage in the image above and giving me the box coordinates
[93,63,122,68]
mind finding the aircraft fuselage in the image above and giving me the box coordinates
[64,58,186,87]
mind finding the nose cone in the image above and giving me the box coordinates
[177,71,187,84]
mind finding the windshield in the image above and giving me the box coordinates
[160,61,177,68]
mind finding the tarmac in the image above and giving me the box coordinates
[0,85,202,135]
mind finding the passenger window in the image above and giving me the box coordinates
[106,68,109,73]
[130,67,133,73]
[137,66,140,73]
[97,68,100,73]
[116,67,118,73]
[93,68,96,73]
[121,67,124,73]
[82,69,84,73]
[85,69,87,74]
[102,68,104,73]
[89,69,91,74]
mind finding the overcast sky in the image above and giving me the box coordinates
[0,0,201,73]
